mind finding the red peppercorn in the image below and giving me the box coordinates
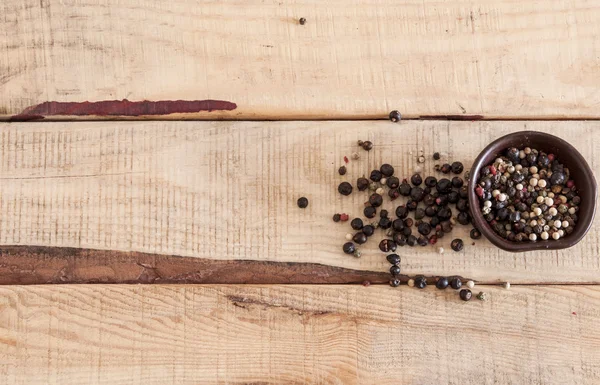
[339,213,349,222]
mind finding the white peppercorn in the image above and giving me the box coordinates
[529,233,537,241]
[541,231,549,240]
[552,232,560,240]
[562,220,569,228]
[538,179,547,188]
[407,278,415,287]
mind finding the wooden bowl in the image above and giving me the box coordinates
[468,131,597,252]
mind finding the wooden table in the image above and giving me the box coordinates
[1,1,600,383]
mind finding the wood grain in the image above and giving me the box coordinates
[0,284,598,384]
[1,120,599,284]
[1,0,599,119]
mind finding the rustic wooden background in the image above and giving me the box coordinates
[1,0,600,384]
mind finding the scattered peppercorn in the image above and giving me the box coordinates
[380,164,395,177]
[343,242,355,254]
[299,17,306,25]
[411,174,423,186]
[369,170,382,182]
[390,265,401,276]
[351,218,364,230]
[433,152,441,160]
[339,213,349,222]
[417,236,429,246]
[362,141,373,151]
[369,193,383,207]
[386,254,401,265]
[436,277,449,289]
[414,275,427,289]
[362,225,375,237]
[338,165,347,175]
[379,239,397,252]
[364,206,376,218]
[451,238,464,251]
[476,291,488,301]
[333,213,341,222]
[297,197,309,208]
[451,161,464,174]
[353,232,367,244]
[386,176,400,189]
[357,177,369,191]
[389,278,401,287]
[389,110,402,122]
[470,228,482,239]
[440,163,452,174]
[459,289,472,301]
[338,182,353,196]
[450,277,462,290]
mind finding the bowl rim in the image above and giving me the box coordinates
[467,130,597,252]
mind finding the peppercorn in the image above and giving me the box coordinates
[440,163,452,174]
[356,177,369,191]
[369,170,382,182]
[436,178,452,194]
[297,197,309,208]
[449,161,463,174]
[436,277,449,289]
[338,182,353,196]
[404,218,414,227]
[386,253,401,265]
[362,225,375,237]
[459,289,472,301]
[333,213,341,222]
[338,165,347,176]
[430,217,441,228]
[386,176,400,189]
[406,200,418,211]
[398,183,411,196]
[416,236,428,246]
[433,152,441,160]
[470,228,482,239]
[353,232,367,244]
[379,217,392,229]
[411,174,423,186]
[389,110,402,122]
[412,208,424,220]
[451,238,464,252]
[410,187,425,202]
[362,141,373,151]
[343,242,355,254]
[369,193,383,207]
[350,218,363,230]
[298,17,306,25]
[339,213,349,222]
[390,265,401,276]
[451,176,463,188]
[395,205,408,219]
[402,227,412,237]
[450,277,462,289]
[389,278,401,287]
[414,275,427,289]
[406,235,418,246]
[379,239,397,252]
[363,206,376,219]
[457,212,470,225]
[417,222,432,236]
[420,177,435,189]
[380,164,395,177]
[437,207,453,221]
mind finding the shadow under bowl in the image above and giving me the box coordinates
[468,131,597,252]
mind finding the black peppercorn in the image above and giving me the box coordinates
[380,164,395,177]
[351,218,364,230]
[406,235,418,246]
[459,289,472,301]
[406,200,418,211]
[440,163,452,174]
[526,153,537,165]
[537,153,550,168]
[388,188,400,200]
[379,239,397,252]
[393,233,407,246]
[402,227,412,237]
[390,265,401,276]
[436,178,452,194]
[425,205,438,217]
[551,171,566,185]
[435,194,448,206]
[362,141,373,151]
[470,228,482,239]
[410,187,425,202]
[414,275,427,289]
[418,222,432,236]
[389,278,401,287]
[362,225,375,237]
[297,197,309,208]
[399,183,411,196]
[506,147,520,163]
[357,177,370,191]
[395,205,409,219]
[392,219,405,232]
[386,253,401,265]
[457,212,470,225]
[423,194,436,206]
[386,176,400,189]
[417,236,429,246]
[459,186,469,199]
[389,110,402,122]
[369,193,383,207]
[430,217,441,227]
[411,174,423,186]
[448,191,460,204]
[456,199,469,213]
[414,208,426,220]
[436,277,449,289]
[440,220,453,233]
[451,161,464,174]
[379,217,392,229]
[404,218,414,227]
[338,182,353,196]
[437,207,453,221]
[508,211,521,223]
[364,206,376,218]
[369,170,382,182]
[333,213,341,222]
[338,165,347,175]
[433,152,441,160]
[343,242,355,254]
[451,238,464,252]
[380,209,389,218]
[299,17,306,25]
[451,176,463,188]
[450,277,462,289]
[353,232,367,244]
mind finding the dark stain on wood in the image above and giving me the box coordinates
[419,114,484,121]
[227,294,331,316]
[0,246,389,285]
[10,99,237,119]
[7,114,45,122]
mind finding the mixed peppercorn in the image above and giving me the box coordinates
[475,147,580,242]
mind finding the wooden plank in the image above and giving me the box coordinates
[1,120,598,284]
[0,284,599,384]
[1,0,599,120]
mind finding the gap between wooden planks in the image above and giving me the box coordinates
[0,120,598,284]
[1,0,599,120]
[0,284,599,385]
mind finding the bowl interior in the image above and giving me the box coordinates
[468,131,597,252]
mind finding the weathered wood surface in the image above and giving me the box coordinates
[1,120,598,284]
[1,284,599,385]
[1,0,599,120]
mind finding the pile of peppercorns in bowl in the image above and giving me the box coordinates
[468,131,597,252]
